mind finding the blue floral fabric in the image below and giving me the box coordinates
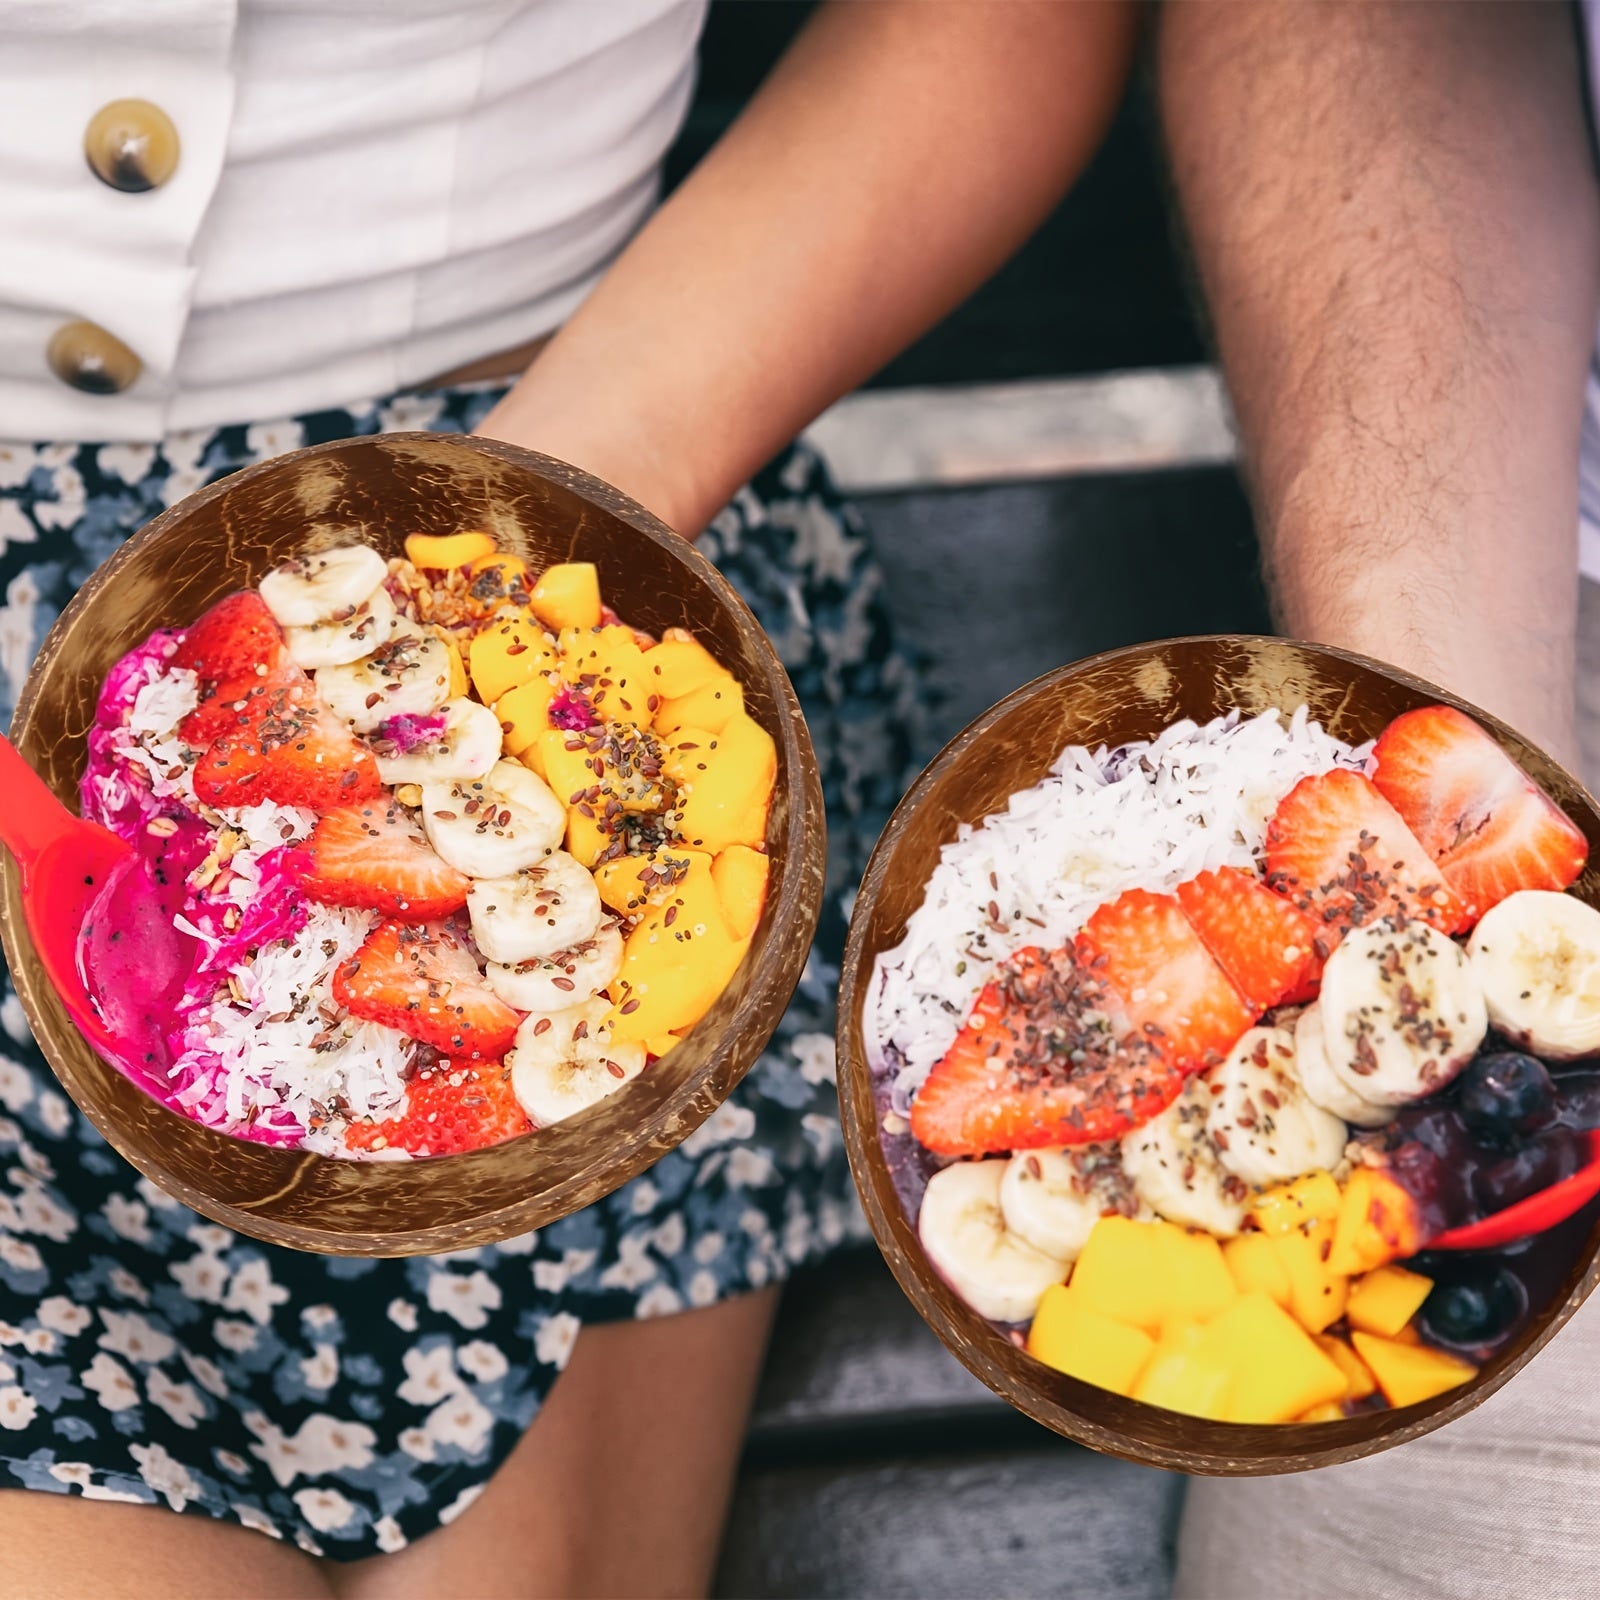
[0,386,924,1556]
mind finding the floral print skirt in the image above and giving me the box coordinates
[0,386,924,1557]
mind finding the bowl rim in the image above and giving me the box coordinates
[0,432,826,1254]
[836,632,1600,1475]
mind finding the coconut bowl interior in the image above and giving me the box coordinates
[0,433,824,1256]
[837,634,1600,1475]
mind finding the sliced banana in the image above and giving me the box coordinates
[260,544,388,628]
[486,922,624,1012]
[467,851,603,966]
[282,587,398,670]
[998,1144,1147,1264]
[1319,916,1487,1104]
[918,1160,1069,1324]
[374,698,501,786]
[508,998,647,1126]
[1121,1080,1249,1237]
[1204,1025,1350,1188]
[421,760,565,878]
[316,629,453,733]
[1293,1004,1395,1129]
[1468,889,1600,1060]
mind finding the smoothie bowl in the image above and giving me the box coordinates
[0,434,824,1255]
[837,636,1600,1474]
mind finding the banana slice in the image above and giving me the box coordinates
[1121,1080,1249,1237]
[1293,1004,1395,1129]
[421,760,565,878]
[918,1160,1069,1324]
[467,851,603,966]
[998,1144,1147,1264]
[486,922,624,1011]
[260,544,388,628]
[282,587,398,670]
[374,697,502,786]
[1204,1025,1350,1188]
[316,629,453,733]
[1468,889,1600,1060]
[508,998,647,1126]
[1318,916,1487,1104]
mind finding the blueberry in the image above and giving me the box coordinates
[1420,1269,1526,1349]
[1471,1125,1583,1213]
[1455,1052,1557,1148]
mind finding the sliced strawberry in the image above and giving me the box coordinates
[180,656,307,746]
[193,686,383,810]
[1264,769,1464,945]
[909,945,1182,1157]
[1371,704,1587,923]
[344,1056,529,1156]
[171,591,287,684]
[1076,888,1255,1071]
[295,803,470,921]
[1175,866,1322,1011]
[332,920,520,1059]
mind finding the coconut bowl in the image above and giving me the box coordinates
[837,634,1600,1474]
[0,433,824,1255]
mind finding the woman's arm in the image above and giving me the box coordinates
[479,0,1138,534]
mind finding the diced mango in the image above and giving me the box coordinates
[666,714,777,855]
[1027,1284,1155,1397]
[538,725,669,819]
[405,530,497,570]
[467,551,530,590]
[1131,1323,1234,1420]
[1328,1166,1424,1277]
[1069,1217,1172,1334]
[435,626,468,698]
[559,624,653,724]
[529,562,601,632]
[593,849,709,917]
[1252,1171,1342,1236]
[1193,1294,1348,1424]
[564,807,608,869]
[655,672,744,735]
[1266,1220,1348,1335]
[1316,1335,1378,1402]
[1223,1233,1293,1310]
[497,675,557,759]
[1159,1228,1238,1331]
[469,608,557,705]
[643,635,725,699]
[645,1034,681,1060]
[1298,1402,1348,1423]
[1347,1265,1434,1339]
[711,846,769,941]
[1351,1332,1476,1409]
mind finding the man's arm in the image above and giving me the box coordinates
[480,0,1137,533]
[1159,0,1600,764]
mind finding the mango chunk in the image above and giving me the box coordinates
[466,551,530,590]
[1159,1228,1238,1331]
[1027,1284,1155,1397]
[665,714,777,855]
[655,671,744,735]
[405,530,496,570]
[1131,1323,1233,1420]
[435,626,469,698]
[644,635,725,700]
[1267,1220,1348,1335]
[538,724,670,823]
[1298,1402,1348,1423]
[1193,1294,1348,1424]
[1351,1332,1476,1409]
[497,675,557,760]
[564,807,609,870]
[711,846,769,941]
[1316,1335,1377,1402]
[1347,1265,1434,1339]
[529,562,601,632]
[1069,1217,1172,1335]
[559,624,654,725]
[593,849,709,917]
[469,608,557,704]
[645,1034,681,1060]
[1223,1233,1292,1310]
[1328,1166,1424,1277]
[1252,1171,1341,1236]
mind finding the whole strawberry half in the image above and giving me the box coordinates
[333,919,520,1059]
[172,591,287,684]
[909,944,1183,1157]
[1371,704,1587,924]
[344,1056,529,1157]
[295,803,470,922]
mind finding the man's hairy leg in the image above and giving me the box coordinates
[1161,0,1600,765]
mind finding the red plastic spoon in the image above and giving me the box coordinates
[0,736,193,1081]
[1428,1128,1600,1251]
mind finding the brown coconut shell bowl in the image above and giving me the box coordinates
[0,433,824,1256]
[837,635,1600,1475]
